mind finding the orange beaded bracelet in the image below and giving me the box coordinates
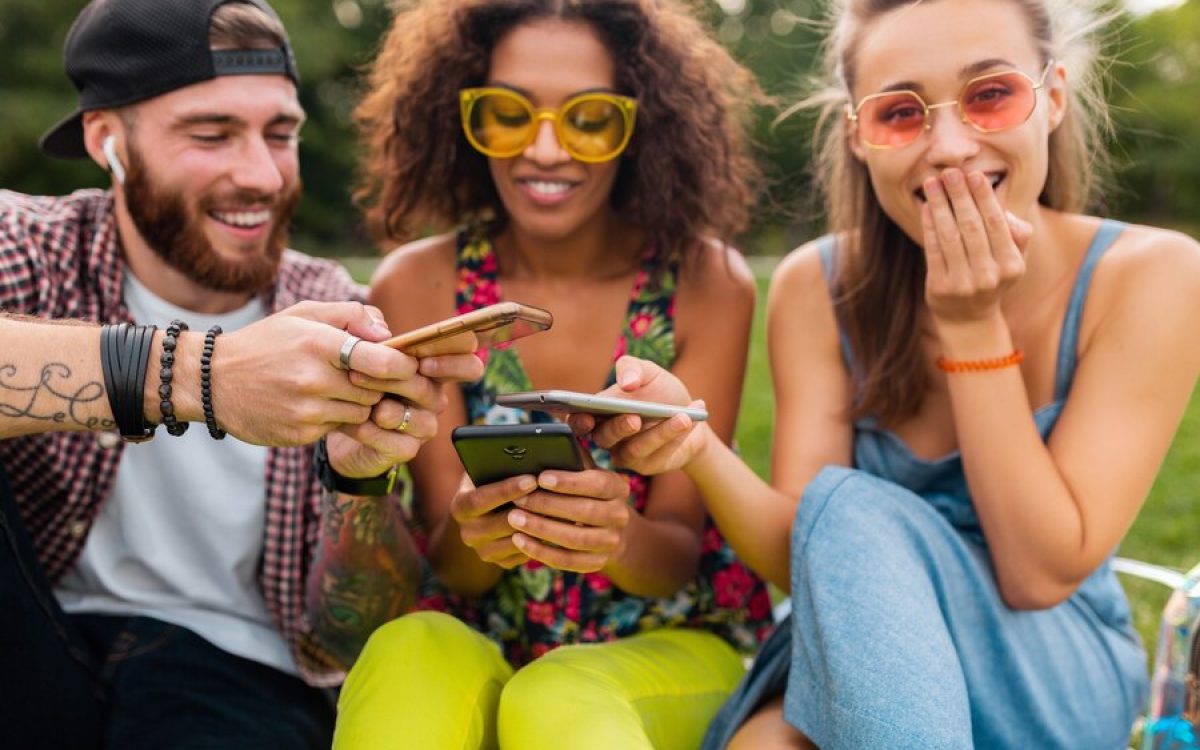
[935,349,1025,373]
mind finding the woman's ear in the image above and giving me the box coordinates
[1045,61,1068,133]
[846,105,868,162]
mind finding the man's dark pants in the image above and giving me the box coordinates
[0,466,335,749]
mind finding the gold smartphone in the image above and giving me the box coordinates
[381,302,552,357]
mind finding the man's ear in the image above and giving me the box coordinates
[81,111,126,184]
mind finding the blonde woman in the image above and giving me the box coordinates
[586,0,1200,747]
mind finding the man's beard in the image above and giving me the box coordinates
[122,145,300,294]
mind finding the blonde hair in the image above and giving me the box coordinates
[790,0,1115,423]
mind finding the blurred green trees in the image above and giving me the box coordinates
[1108,0,1200,231]
[1,0,1196,256]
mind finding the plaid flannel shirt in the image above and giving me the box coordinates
[0,188,365,686]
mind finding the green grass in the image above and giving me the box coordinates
[733,274,1200,653]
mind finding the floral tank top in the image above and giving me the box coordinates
[415,226,773,666]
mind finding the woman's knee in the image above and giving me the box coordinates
[362,609,470,652]
[354,610,476,667]
[795,468,935,553]
[337,612,511,750]
[499,652,606,718]
[344,610,506,701]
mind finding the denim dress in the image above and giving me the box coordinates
[704,220,1148,750]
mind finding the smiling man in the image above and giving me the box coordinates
[0,1,483,748]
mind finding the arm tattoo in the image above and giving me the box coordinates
[0,362,115,429]
[306,490,420,669]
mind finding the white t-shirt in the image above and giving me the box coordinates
[56,273,297,675]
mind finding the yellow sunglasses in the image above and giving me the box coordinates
[459,87,638,163]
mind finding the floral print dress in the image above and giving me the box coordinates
[417,226,772,667]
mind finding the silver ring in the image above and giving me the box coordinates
[337,335,362,370]
[397,404,412,433]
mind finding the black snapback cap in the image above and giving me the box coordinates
[40,0,299,160]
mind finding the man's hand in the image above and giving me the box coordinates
[327,342,484,479]
[176,300,481,450]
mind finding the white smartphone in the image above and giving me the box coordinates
[495,389,708,422]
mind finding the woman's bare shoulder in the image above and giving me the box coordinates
[769,235,840,309]
[370,232,459,286]
[1091,220,1200,299]
[1087,218,1200,338]
[680,238,756,297]
[367,232,460,322]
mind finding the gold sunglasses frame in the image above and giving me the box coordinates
[846,60,1056,150]
[459,87,638,164]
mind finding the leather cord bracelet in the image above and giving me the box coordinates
[158,320,189,436]
[313,438,400,496]
[936,349,1025,373]
[99,323,159,442]
[200,325,226,440]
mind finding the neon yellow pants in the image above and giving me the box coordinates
[333,611,746,750]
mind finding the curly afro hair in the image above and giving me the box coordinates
[354,0,764,268]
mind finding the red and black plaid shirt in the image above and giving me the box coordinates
[0,188,364,686]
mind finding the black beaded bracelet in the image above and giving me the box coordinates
[99,322,159,442]
[158,320,189,436]
[200,325,226,440]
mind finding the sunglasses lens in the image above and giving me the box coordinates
[560,97,629,161]
[961,72,1037,132]
[857,92,927,148]
[468,92,534,156]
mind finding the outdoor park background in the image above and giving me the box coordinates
[2,1,1197,650]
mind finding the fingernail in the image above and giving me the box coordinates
[517,476,537,492]
[618,371,637,388]
[943,170,962,186]
[924,178,941,197]
[513,496,528,508]
[539,474,558,489]
[509,510,527,527]
[624,415,639,431]
[968,171,987,189]
[512,533,526,547]
[371,321,391,338]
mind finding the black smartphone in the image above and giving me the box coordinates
[451,423,587,486]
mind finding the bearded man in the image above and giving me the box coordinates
[0,1,482,747]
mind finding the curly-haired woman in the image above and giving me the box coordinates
[332,1,773,747]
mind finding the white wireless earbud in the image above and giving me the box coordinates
[102,135,126,185]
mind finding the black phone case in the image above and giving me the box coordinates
[451,423,585,485]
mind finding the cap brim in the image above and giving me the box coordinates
[39,111,89,159]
